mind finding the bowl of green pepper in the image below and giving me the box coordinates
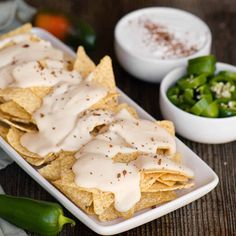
[160,55,236,144]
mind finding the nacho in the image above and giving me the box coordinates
[0,25,194,222]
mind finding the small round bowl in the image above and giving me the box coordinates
[114,7,212,83]
[160,62,236,144]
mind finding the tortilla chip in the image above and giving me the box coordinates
[98,205,119,222]
[172,152,182,164]
[0,117,36,132]
[0,101,31,120]
[156,178,176,187]
[91,56,116,91]
[135,191,176,211]
[0,23,32,40]
[74,46,96,78]
[140,172,163,191]
[53,179,94,214]
[22,155,50,166]
[146,181,194,192]
[6,128,42,158]
[93,191,114,215]
[113,151,139,163]
[39,159,61,181]
[113,103,139,119]
[160,173,189,182]
[90,93,118,110]
[29,87,52,99]
[156,120,175,136]
[0,123,9,139]
[0,88,41,114]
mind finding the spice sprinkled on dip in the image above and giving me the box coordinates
[120,16,207,60]
[115,8,211,82]
[115,8,207,59]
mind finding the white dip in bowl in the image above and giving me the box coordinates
[114,7,212,82]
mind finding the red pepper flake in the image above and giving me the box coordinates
[40,113,45,118]
[109,144,113,148]
[122,170,127,176]
[117,173,121,178]
[22,44,29,48]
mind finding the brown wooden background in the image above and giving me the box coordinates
[0,0,236,235]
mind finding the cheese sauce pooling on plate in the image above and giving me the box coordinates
[0,33,194,213]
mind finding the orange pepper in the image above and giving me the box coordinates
[35,13,70,40]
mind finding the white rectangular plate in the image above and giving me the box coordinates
[0,28,218,235]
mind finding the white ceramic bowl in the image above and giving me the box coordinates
[160,62,236,144]
[114,7,212,83]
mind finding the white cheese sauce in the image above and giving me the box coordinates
[73,110,191,212]
[0,33,194,213]
[21,82,108,156]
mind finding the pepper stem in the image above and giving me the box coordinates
[58,214,76,229]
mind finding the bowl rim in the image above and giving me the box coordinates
[160,62,236,121]
[114,7,212,64]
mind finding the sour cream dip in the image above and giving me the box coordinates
[115,7,212,82]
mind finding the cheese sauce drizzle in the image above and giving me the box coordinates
[0,34,194,213]
[73,110,193,212]
[21,82,108,156]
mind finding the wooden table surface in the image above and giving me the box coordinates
[0,0,236,235]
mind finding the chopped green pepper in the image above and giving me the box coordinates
[183,88,195,105]
[197,84,211,95]
[187,55,216,76]
[177,74,207,89]
[166,55,236,118]
[167,86,180,105]
[190,97,211,115]
[0,195,75,236]
[218,71,236,81]
[201,101,219,118]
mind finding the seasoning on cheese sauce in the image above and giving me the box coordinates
[21,82,109,156]
[72,109,192,212]
[0,33,194,213]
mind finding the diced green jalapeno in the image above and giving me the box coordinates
[183,89,195,105]
[166,55,236,118]
[190,97,211,115]
[201,101,219,118]
[187,55,216,76]
[177,74,207,89]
